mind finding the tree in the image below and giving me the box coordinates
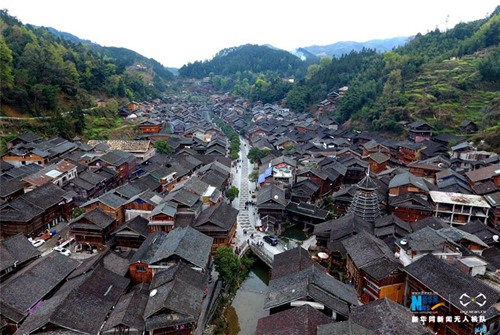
[249,170,259,183]
[213,246,254,293]
[213,246,240,285]
[72,207,85,218]
[154,140,172,155]
[247,147,269,163]
[226,186,239,202]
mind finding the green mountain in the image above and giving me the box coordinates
[0,9,172,117]
[46,27,174,81]
[178,44,309,78]
[285,6,500,149]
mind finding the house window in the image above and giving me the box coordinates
[136,265,146,272]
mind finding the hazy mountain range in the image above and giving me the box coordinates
[46,26,410,69]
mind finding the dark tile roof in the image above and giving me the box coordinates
[285,202,328,220]
[200,170,226,189]
[0,177,23,198]
[166,189,200,207]
[317,320,375,335]
[131,175,162,192]
[183,177,209,195]
[271,247,314,280]
[388,172,433,191]
[404,254,500,314]
[15,265,129,335]
[99,150,134,166]
[265,264,359,317]
[313,213,374,252]
[114,183,144,200]
[102,284,148,332]
[410,217,449,232]
[0,197,44,223]
[457,220,499,246]
[466,163,500,184]
[350,298,432,335]
[257,184,288,207]
[131,227,212,269]
[18,182,70,211]
[256,304,332,335]
[342,231,401,281]
[193,202,238,231]
[0,252,78,323]
[482,247,500,271]
[98,191,128,209]
[2,164,43,179]
[113,215,149,237]
[0,233,40,273]
[388,192,433,211]
[397,226,452,253]
[144,263,208,331]
[81,207,116,229]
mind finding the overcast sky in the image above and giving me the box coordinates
[2,1,497,68]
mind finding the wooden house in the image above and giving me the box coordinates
[2,137,77,168]
[256,184,288,222]
[111,215,149,249]
[63,170,105,205]
[407,121,432,143]
[388,172,434,198]
[89,150,136,185]
[367,152,390,174]
[81,190,127,225]
[394,227,460,266]
[0,253,78,334]
[147,201,177,233]
[138,119,162,134]
[285,201,328,231]
[397,142,426,165]
[342,231,406,304]
[349,298,432,335]
[388,193,434,222]
[192,202,238,253]
[128,226,213,284]
[257,305,332,335]
[142,263,209,335]
[313,213,374,253]
[408,156,450,182]
[403,254,500,335]
[295,167,342,197]
[485,192,500,227]
[15,265,128,335]
[0,234,40,281]
[123,191,163,222]
[70,207,117,245]
[264,248,359,320]
[0,183,74,238]
[459,120,479,134]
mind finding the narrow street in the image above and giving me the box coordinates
[230,137,287,258]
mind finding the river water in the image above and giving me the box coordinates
[231,258,270,335]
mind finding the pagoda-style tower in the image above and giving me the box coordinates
[347,169,381,223]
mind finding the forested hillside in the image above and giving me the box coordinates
[0,10,171,117]
[285,6,500,148]
[179,44,308,78]
[178,44,311,104]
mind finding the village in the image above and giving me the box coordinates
[1,81,500,335]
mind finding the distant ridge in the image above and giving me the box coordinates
[302,36,411,58]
